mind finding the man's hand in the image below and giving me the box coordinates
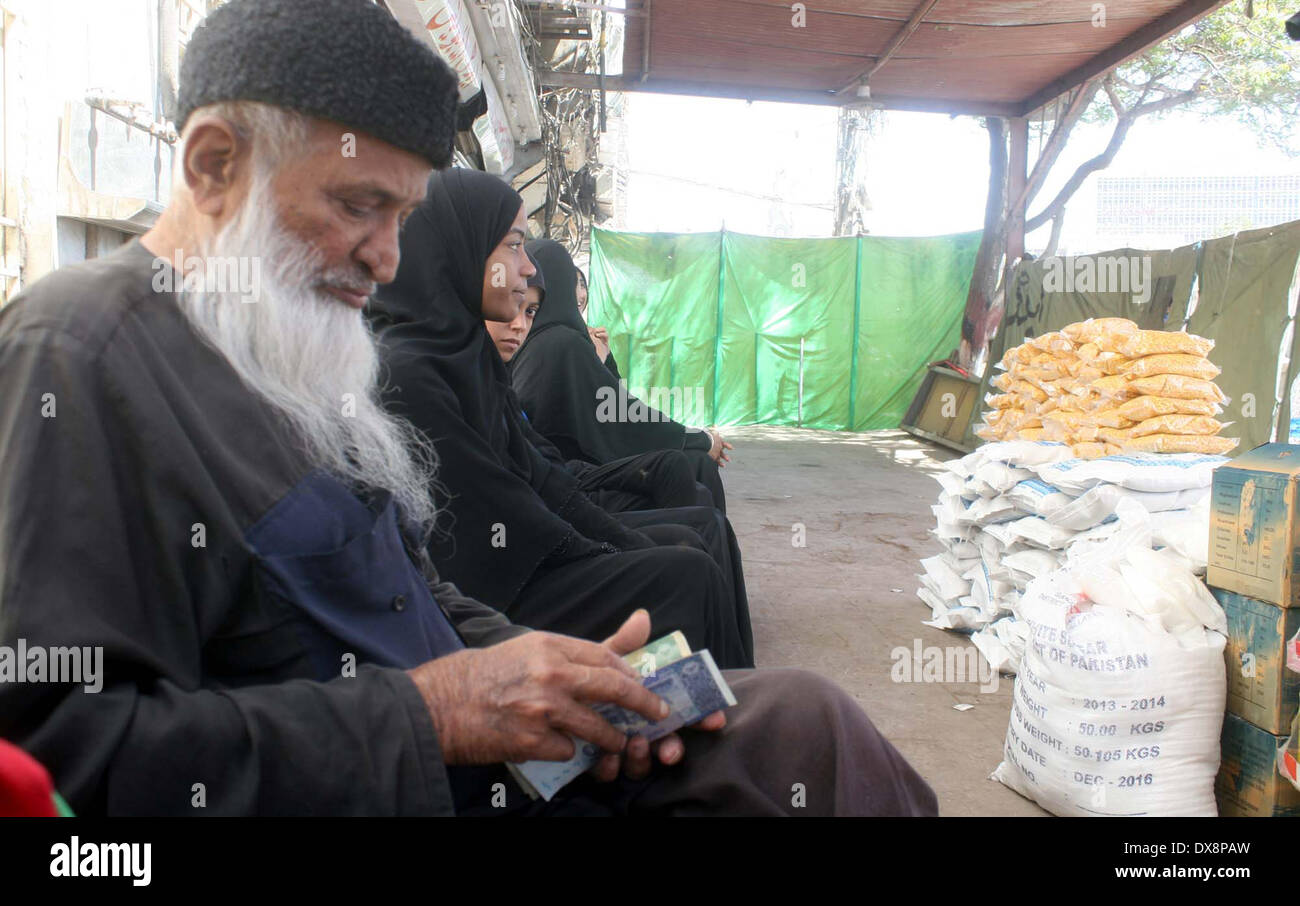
[588,610,726,783]
[707,429,734,467]
[405,624,670,765]
[588,326,611,363]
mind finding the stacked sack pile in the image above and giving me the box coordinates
[974,317,1236,458]
[922,441,1221,673]
[920,319,1237,675]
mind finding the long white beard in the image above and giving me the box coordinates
[175,177,438,533]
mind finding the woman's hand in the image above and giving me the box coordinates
[588,327,611,363]
[707,429,733,467]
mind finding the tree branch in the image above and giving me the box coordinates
[1136,77,1153,106]
[1018,80,1099,213]
[1102,73,1125,113]
[1023,79,1205,234]
[1042,209,1066,258]
[1025,113,1135,233]
[1132,81,1204,116]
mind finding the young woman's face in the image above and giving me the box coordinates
[485,286,541,362]
[575,271,588,316]
[481,203,535,321]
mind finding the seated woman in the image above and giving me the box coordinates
[575,266,620,380]
[510,240,734,513]
[368,168,752,667]
[488,256,753,662]
[491,257,698,513]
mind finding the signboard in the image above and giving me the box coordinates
[413,0,482,101]
[411,0,514,173]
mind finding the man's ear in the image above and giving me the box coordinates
[180,116,248,218]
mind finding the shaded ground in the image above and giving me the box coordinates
[722,425,1047,817]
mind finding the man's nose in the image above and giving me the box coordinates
[356,217,402,285]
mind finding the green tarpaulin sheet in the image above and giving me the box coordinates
[1192,223,1300,451]
[588,228,982,431]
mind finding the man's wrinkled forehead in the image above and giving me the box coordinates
[304,121,432,208]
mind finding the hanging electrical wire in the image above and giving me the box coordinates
[516,0,605,257]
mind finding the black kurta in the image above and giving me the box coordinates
[0,241,529,815]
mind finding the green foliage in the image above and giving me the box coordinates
[1084,0,1300,150]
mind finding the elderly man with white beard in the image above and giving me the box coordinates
[0,0,937,817]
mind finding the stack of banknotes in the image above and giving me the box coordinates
[508,631,737,800]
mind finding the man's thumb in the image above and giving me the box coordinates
[603,608,652,655]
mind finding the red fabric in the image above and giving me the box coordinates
[0,738,58,817]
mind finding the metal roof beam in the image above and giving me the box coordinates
[536,70,1023,116]
[835,0,941,97]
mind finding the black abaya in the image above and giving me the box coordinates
[516,370,753,663]
[510,239,727,511]
[614,506,753,665]
[516,401,697,510]
[369,170,751,667]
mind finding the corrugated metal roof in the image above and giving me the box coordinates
[598,0,1231,115]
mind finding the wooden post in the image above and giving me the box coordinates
[956,118,1006,370]
[1004,116,1028,298]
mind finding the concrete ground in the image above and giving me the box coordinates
[721,424,1048,817]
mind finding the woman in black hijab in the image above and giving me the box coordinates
[494,252,699,513]
[575,266,620,379]
[369,169,751,667]
[510,239,731,512]
[490,252,754,667]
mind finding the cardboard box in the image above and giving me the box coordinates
[1207,443,1300,609]
[1213,587,1300,734]
[1216,713,1300,816]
